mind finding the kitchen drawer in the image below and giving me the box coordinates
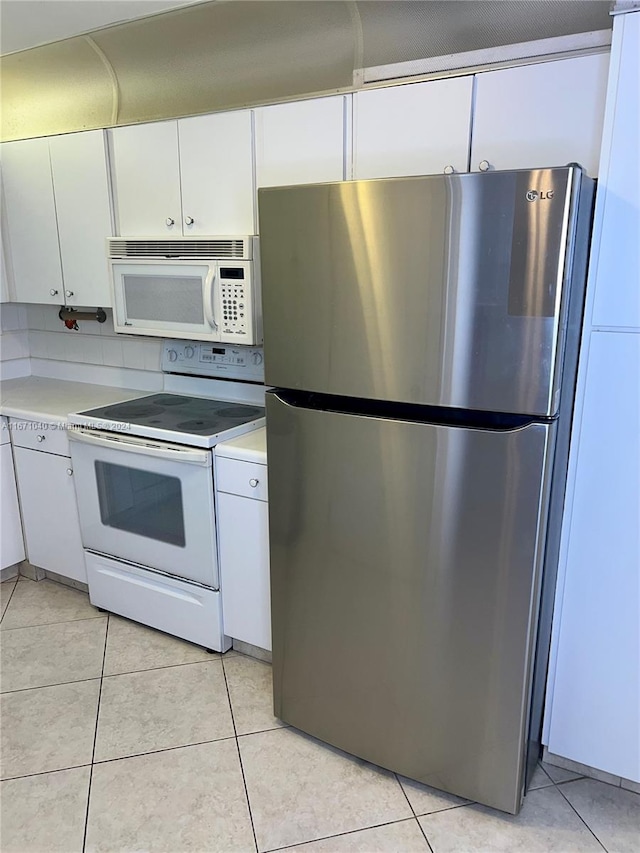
[85,551,232,652]
[10,418,70,456]
[215,456,268,501]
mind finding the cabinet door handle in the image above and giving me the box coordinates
[166,217,175,226]
[65,290,74,298]
[185,216,194,226]
[249,478,259,488]
[443,165,455,175]
[66,468,73,476]
[478,160,491,172]
[36,435,46,442]
[50,289,59,296]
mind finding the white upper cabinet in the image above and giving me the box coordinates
[110,112,255,237]
[1,131,112,306]
[179,111,255,235]
[49,130,113,307]
[1,138,64,304]
[471,54,610,177]
[591,12,640,330]
[109,121,182,237]
[353,78,473,179]
[255,96,346,190]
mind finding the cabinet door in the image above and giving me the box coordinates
[179,110,255,236]
[547,331,640,781]
[50,130,113,307]
[109,121,182,236]
[218,492,271,651]
[354,78,473,179]
[1,138,64,304]
[591,12,640,329]
[0,444,25,569]
[255,96,345,191]
[471,54,609,177]
[13,448,86,583]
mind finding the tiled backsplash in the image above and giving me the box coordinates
[0,303,30,380]
[1,303,167,388]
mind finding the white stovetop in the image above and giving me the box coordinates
[0,376,269,460]
[0,377,146,425]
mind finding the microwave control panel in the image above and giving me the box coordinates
[218,264,253,343]
[161,341,264,382]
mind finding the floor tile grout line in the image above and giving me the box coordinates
[0,579,20,625]
[554,781,610,852]
[102,655,228,679]
[221,657,260,853]
[1,726,289,782]
[394,772,435,853]
[1,676,102,696]
[263,817,433,853]
[1,763,93,783]
[0,656,230,696]
[92,734,239,766]
[0,613,107,633]
[82,613,110,853]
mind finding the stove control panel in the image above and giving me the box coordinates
[161,341,264,382]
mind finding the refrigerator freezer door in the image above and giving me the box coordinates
[267,393,555,813]
[259,168,587,417]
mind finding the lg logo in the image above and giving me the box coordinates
[526,189,554,202]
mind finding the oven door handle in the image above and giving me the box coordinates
[68,428,212,467]
[203,265,218,330]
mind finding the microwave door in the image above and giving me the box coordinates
[111,261,218,340]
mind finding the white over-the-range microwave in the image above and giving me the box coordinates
[108,236,262,344]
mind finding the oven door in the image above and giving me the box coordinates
[69,428,218,587]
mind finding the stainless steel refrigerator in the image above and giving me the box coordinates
[258,167,594,814]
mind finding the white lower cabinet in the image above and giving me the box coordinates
[1,420,25,570]
[216,453,271,651]
[12,441,86,584]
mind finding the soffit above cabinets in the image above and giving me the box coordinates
[0,0,613,142]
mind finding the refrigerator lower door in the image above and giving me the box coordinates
[267,393,556,814]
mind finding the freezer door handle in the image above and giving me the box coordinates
[267,390,547,433]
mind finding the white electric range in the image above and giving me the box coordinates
[67,341,266,651]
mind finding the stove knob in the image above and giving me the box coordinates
[184,345,195,359]
[167,349,178,362]
[251,352,263,366]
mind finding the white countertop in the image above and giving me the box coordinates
[214,426,267,464]
[0,377,147,425]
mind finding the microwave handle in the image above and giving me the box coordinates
[203,266,218,330]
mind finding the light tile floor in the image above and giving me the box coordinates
[1,576,638,853]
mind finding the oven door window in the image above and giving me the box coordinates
[94,461,186,548]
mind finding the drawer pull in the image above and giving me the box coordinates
[36,434,46,442]
[249,478,259,488]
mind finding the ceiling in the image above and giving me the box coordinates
[0,0,202,55]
